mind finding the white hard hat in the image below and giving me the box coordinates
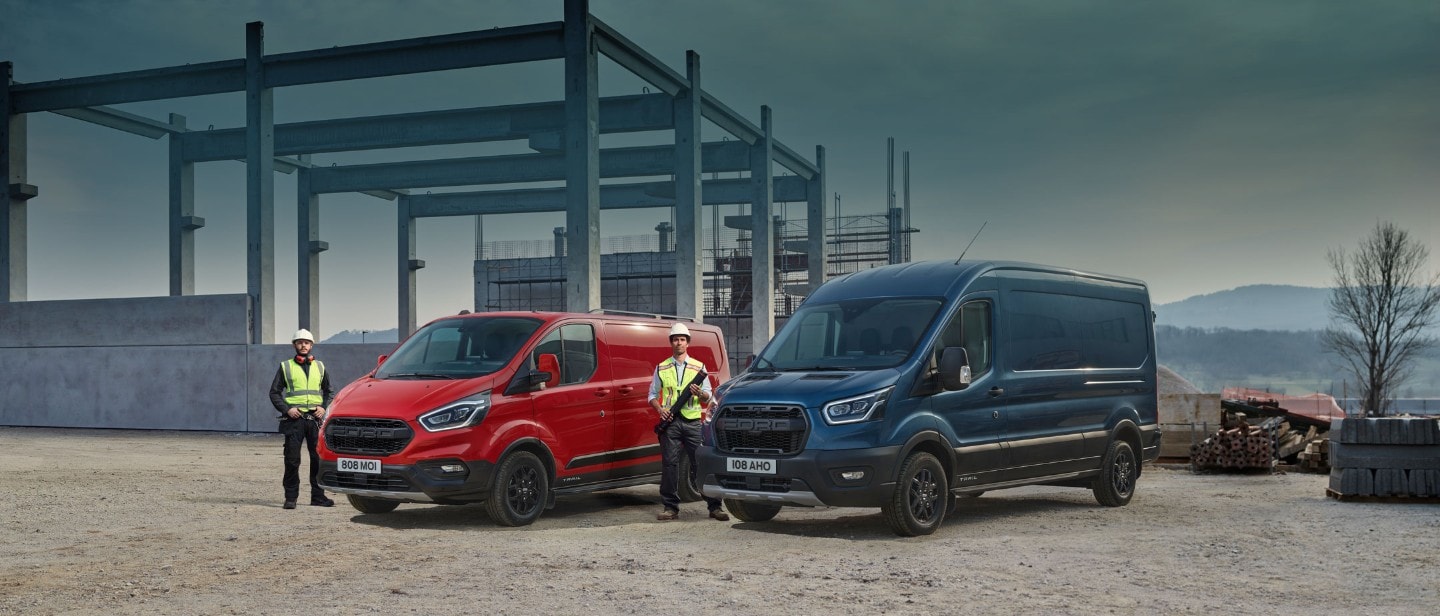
[292,329,315,343]
[668,323,690,339]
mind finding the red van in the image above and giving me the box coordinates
[316,312,729,526]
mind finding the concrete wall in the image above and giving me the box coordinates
[0,295,394,432]
[1158,393,1222,459]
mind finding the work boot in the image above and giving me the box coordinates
[709,509,730,521]
[283,500,297,510]
[311,496,335,507]
[656,509,679,521]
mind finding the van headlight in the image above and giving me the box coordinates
[822,387,892,425]
[418,392,490,432]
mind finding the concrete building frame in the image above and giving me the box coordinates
[2,0,827,348]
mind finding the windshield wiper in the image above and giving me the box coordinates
[382,372,457,380]
[786,366,852,372]
[750,355,777,372]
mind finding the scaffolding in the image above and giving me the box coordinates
[480,209,914,319]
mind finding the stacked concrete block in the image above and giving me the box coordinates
[1328,417,1440,498]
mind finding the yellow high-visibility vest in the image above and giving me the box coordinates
[282,359,325,409]
[656,357,706,420]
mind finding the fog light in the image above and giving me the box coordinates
[840,470,865,481]
[440,464,465,474]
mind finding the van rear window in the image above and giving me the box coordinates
[1006,291,1149,370]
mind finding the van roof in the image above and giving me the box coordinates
[808,260,1147,303]
[429,311,724,332]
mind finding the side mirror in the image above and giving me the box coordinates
[939,347,972,391]
[536,353,561,389]
[376,354,388,367]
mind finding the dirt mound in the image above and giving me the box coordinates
[1159,364,1202,394]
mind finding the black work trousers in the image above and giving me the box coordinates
[280,416,326,502]
[659,418,722,512]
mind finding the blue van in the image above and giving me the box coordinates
[695,260,1161,536]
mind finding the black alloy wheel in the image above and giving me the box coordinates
[882,451,947,536]
[486,451,549,526]
[1092,440,1137,507]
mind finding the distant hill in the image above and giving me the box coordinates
[323,328,400,344]
[1156,285,1331,331]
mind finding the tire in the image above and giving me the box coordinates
[1092,440,1138,507]
[882,451,948,536]
[346,494,399,514]
[485,451,549,526]
[723,498,781,522]
[677,450,703,503]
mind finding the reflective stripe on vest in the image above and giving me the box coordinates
[656,357,706,420]
[282,359,325,409]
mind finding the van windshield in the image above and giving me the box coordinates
[376,317,541,380]
[756,297,943,371]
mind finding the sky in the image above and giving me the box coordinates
[2,0,1437,339]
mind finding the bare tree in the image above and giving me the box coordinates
[1322,222,1440,415]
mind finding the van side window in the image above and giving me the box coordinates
[1007,291,1148,370]
[937,301,992,376]
[533,324,597,385]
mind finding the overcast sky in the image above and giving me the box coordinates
[2,0,1437,338]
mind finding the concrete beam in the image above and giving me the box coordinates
[306,140,751,194]
[406,175,808,217]
[179,94,672,162]
[592,17,818,181]
[53,105,177,139]
[8,23,565,113]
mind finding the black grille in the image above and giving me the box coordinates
[715,405,807,455]
[325,418,413,456]
[717,474,793,493]
[322,471,414,492]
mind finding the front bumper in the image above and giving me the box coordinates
[318,458,495,505]
[696,445,902,508]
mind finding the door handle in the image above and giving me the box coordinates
[617,385,634,395]
[593,388,610,397]
[987,387,1004,398]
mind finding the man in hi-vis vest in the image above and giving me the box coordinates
[649,323,729,521]
[268,329,336,509]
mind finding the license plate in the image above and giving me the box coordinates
[726,457,776,475]
[338,457,381,474]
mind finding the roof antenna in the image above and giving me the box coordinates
[954,221,988,265]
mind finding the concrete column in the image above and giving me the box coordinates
[168,113,200,296]
[674,50,704,322]
[563,0,600,312]
[807,145,827,293]
[471,214,484,311]
[750,106,774,347]
[2,63,37,302]
[245,22,276,343]
[297,161,326,334]
[397,195,423,338]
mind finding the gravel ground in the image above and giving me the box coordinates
[1,426,1436,615]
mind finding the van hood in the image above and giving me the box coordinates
[717,369,899,408]
[332,375,498,419]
